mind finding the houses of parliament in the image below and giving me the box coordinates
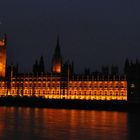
[0,34,140,103]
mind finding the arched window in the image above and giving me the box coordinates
[100,84,102,88]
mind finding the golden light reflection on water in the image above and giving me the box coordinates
[0,107,129,140]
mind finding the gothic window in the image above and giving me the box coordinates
[121,91,124,96]
[52,91,54,94]
[100,84,102,88]
[105,84,108,88]
[12,83,15,87]
[38,90,40,95]
[38,83,41,87]
[110,84,113,88]
[116,83,119,88]
[89,91,91,95]
[121,83,124,88]
[105,91,107,96]
[110,91,113,96]
[84,84,87,87]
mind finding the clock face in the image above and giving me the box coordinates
[0,40,5,47]
[0,47,6,77]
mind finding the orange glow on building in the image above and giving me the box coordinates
[0,40,5,46]
[0,38,6,78]
[0,35,128,102]
[52,63,61,73]
[0,75,127,101]
[52,37,62,74]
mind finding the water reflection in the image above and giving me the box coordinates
[0,107,138,140]
[127,111,140,140]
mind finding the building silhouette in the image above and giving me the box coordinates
[3,34,140,102]
[33,56,45,75]
[124,59,140,103]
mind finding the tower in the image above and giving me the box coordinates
[124,59,140,103]
[0,34,6,78]
[52,37,63,74]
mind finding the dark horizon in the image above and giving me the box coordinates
[1,0,140,73]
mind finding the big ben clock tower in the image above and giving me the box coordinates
[0,34,7,78]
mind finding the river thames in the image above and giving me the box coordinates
[0,107,139,140]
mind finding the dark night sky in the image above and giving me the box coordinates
[0,0,140,73]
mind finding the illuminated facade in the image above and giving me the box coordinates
[0,74,127,101]
[0,34,6,78]
[0,36,128,101]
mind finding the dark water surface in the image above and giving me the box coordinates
[0,107,139,140]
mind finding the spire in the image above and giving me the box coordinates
[4,33,7,46]
[51,36,63,74]
[55,35,61,56]
[57,35,59,46]
[124,58,130,74]
[33,60,38,74]
[39,56,45,74]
